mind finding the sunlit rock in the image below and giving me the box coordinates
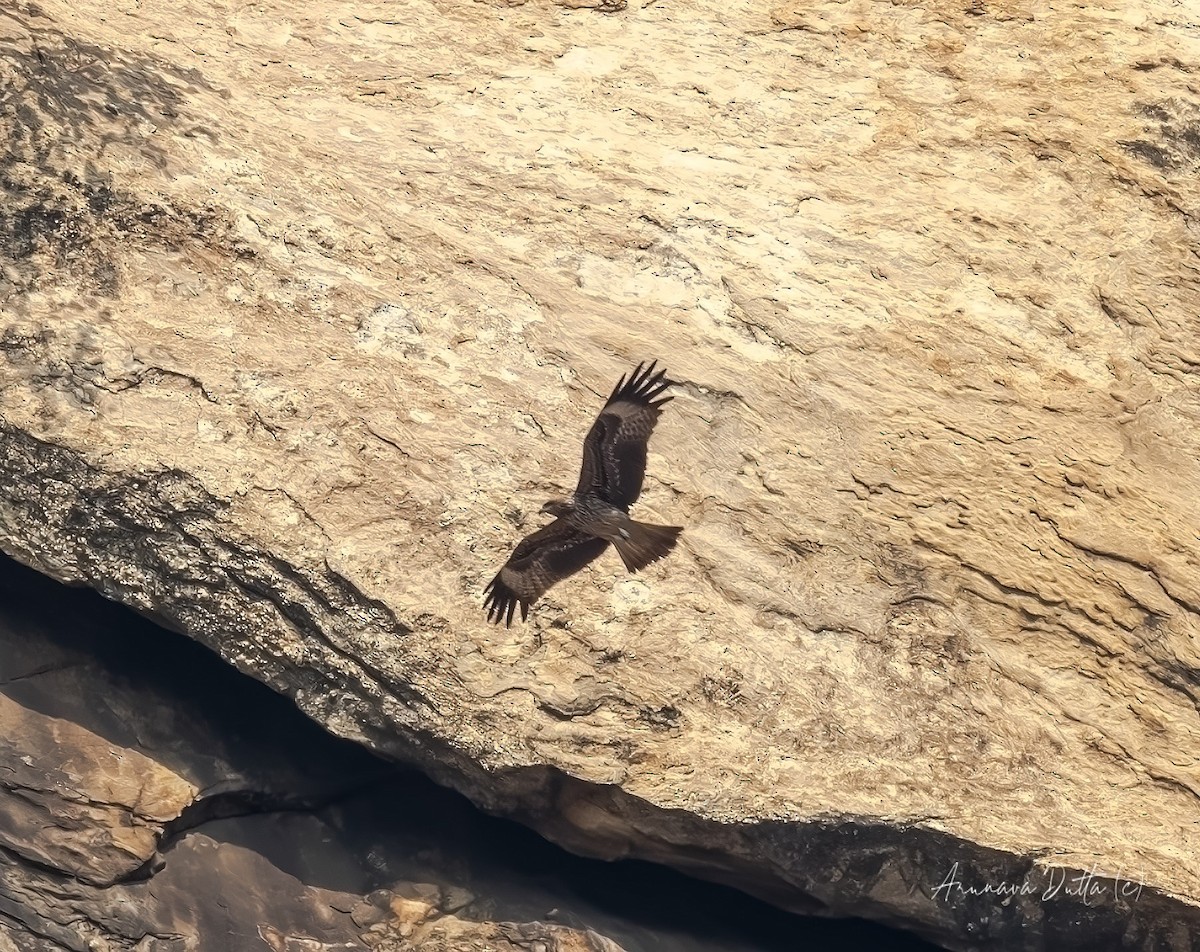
[1,0,1198,948]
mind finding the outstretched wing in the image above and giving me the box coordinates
[575,360,674,509]
[484,518,609,627]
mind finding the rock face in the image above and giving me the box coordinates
[0,0,1198,948]
[0,556,642,951]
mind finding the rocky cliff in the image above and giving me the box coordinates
[0,0,1198,948]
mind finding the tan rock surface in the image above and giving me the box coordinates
[0,693,196,886]
[1,0,1198,947]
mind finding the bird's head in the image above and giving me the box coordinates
[540,497,574,518]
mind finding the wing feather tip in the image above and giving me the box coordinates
[484,573,529,627]
[607,359,674,408]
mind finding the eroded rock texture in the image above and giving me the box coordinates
[0,0,1197,948]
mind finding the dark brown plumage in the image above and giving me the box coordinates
[484,360,682,626]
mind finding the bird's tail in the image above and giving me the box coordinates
[613,521,683,573]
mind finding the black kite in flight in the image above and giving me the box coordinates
[484,360,683,626]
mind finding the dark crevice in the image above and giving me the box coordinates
[112,773,402,886]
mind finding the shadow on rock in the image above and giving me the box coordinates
[0,3,224,305]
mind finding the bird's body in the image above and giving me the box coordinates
[543,495,630,540]
[484,360,683,626]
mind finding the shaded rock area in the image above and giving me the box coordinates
[0,554,941,951]
[0,0,1198,949]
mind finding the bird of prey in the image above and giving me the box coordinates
[484,360,683,626]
